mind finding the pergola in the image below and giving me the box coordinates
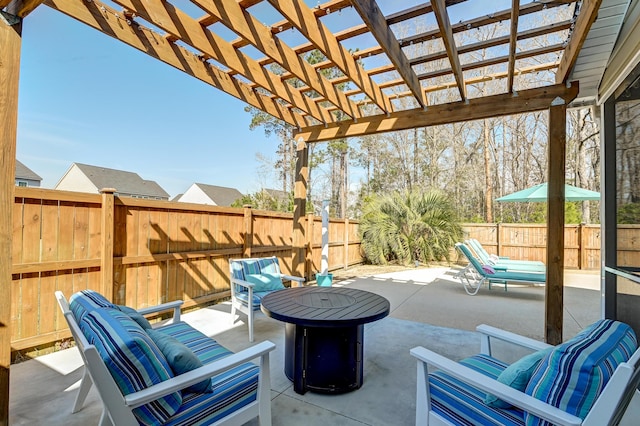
[0,0,606,422]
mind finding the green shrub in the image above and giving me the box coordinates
[359,190,463,265]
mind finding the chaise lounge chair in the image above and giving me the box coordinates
[455,243,545,295]
[466,238,545,273]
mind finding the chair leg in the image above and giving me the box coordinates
[98,408,111,426]
[72,367,93,413]
[258,352,272,426]
[230,302,237,325]
[248,307,254,343]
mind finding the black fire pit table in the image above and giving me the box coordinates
[260,286,390,395]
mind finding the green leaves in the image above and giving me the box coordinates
[359,190,463,265]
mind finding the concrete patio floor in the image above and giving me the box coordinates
[9,266,639,425]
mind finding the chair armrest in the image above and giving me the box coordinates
[230,278,255,290]
[476,324,552,355]
[137,300,184,323]
[410,346,582,426]
[281,274,305,287]
[125,340,276,408]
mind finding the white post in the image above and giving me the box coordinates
[321,200,329,275]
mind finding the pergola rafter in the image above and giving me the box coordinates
[265,0,392,115]
[187,0,361,122]
[431,0,466,101]
[351,0,426,108]
[507,0,520,93]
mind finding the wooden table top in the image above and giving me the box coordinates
[260,287,390,327]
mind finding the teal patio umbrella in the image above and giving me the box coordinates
[496,183,600,202]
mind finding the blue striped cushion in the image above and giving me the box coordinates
[234,291,274,310]
[525,319,637,425]
[79,307,182,425]
[157,321,233,366]
[158,321,261,425]
[257,258,279,274]
[230,258,280,288]
[165,363,260,426]
[69,290,115,322]
[428,354,525,426]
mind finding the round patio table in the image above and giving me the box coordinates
[260,286,390,394]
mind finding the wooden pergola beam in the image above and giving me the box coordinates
[556,0,603,83]
[329,20,571,90]
[431,0,466,101]
[188,0,355,122]
[4,0,46,16]
[266,0,392,114]
[228,0,353,50]
[295,82,579,142]
[415,43,564,82]
[117,0,338,124]
[507,0,520,93]
[240,1,573,96]
[342,62,559,109]
[104,0,326,125]
[351,0,426,108]
[46,0,308,127]
[399,0,575,48]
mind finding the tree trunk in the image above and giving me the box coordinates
[484,119,493,222]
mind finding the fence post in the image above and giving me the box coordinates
[100,188,116,300]
[578,223,585,270]
[496,223,502,257]
[243,205,253,258]
[344,218,349,269]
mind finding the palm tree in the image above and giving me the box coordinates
[360,190,463,265]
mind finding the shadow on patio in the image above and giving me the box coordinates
[9,266,637,425]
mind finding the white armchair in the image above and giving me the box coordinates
[229,256,304,342]
[411,321,640,426]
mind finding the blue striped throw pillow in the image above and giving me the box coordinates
[525,319,637,425]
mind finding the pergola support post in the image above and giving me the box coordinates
[292,137,309,279]
[0,17,22,426]
[545,101,567,345]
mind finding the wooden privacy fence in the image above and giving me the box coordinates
[11,187,362,353]
[462,223,602,270]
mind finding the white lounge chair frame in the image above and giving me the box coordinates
[454,243,545,295]
[56,291,275,426]
[411,324,640,426]
[229,256,304,342]
[55,291,184,414]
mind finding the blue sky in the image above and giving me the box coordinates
[16,1,512,198]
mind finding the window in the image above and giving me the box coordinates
[602,61,640,335]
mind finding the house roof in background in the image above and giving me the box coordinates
[194,183,243,206]
[73,163,170,198]
[15,160,42,181]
